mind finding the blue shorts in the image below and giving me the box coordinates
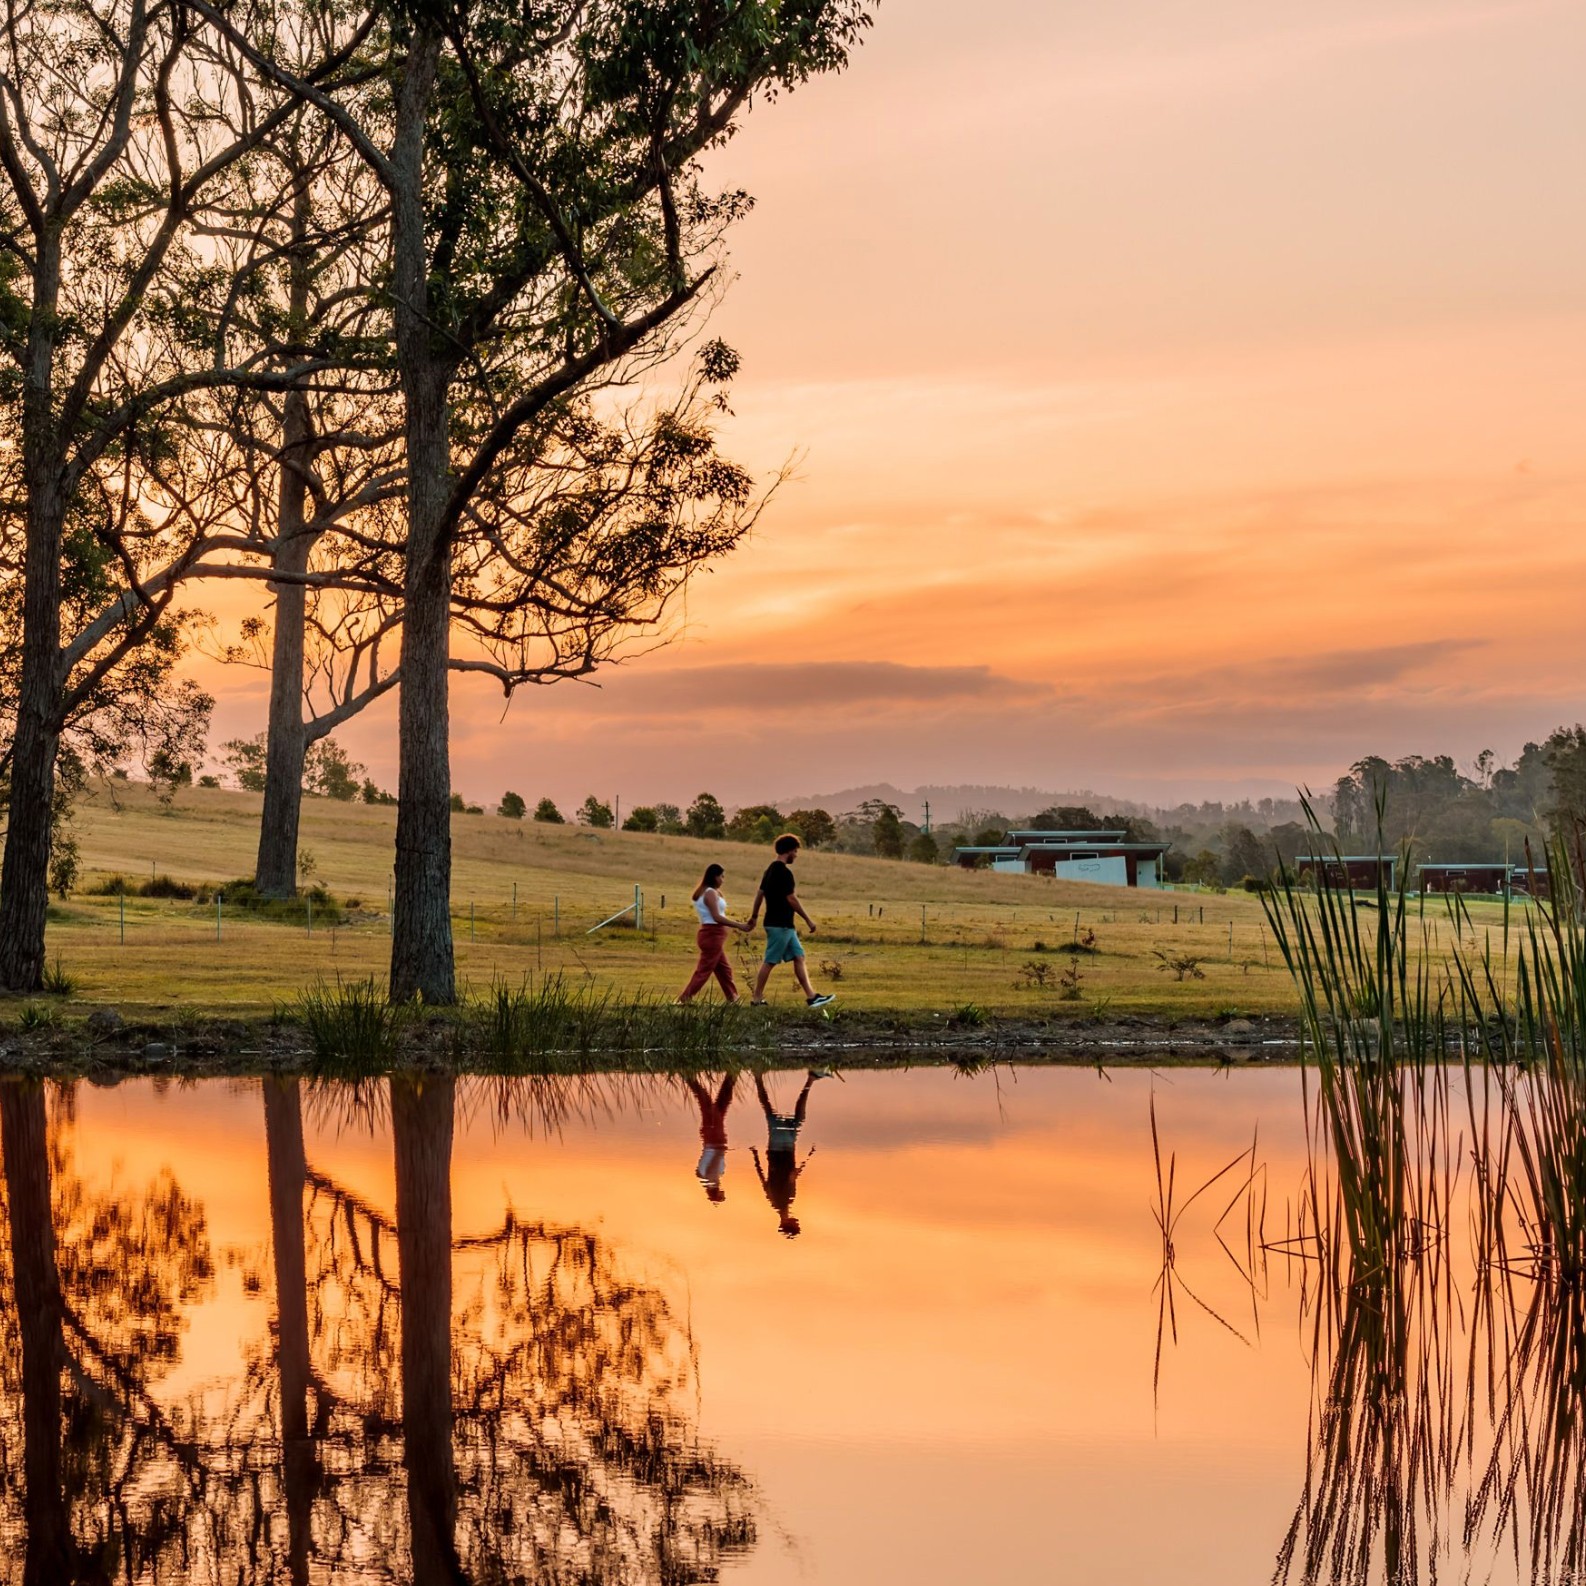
[763,926,805,964]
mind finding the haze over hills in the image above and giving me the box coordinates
[772,783,1153,825]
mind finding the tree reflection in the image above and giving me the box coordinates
[260,1074,759,1581]
[0,1078,216,1584]
[0,1075,758,1581]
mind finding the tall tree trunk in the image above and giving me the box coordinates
[391,1076,465,1585]
[263,1078,314,1585]
[0,1082,74,1584]
[388,33,455,1005]
[256,163,315,898]
[0,245,66,995]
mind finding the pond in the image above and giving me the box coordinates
[0,1065,1574,1583]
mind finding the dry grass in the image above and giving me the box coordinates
[19,778,1525,1019]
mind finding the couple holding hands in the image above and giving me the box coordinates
[678,832,836,1008]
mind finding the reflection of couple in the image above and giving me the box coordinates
[684,1069,831,1235]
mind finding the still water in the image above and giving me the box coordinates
[0,1065,1574,1583]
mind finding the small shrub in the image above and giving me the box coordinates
[142,874,197,900]
[950,1002,988,1028]
[1057,957,1085,1000]
[17,1002,56,1031]
[819,958,845,982]
[1016,959,1054,990]
[1154,950,1207,982]
[41,957,77,996]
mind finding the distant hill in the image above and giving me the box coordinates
[772,783,1150,825]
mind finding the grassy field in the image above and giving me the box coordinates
[15,779,1527,1022]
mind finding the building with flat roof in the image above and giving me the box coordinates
[952,829,1171,888]
[1419,861,1550,897]
[1293,853,1398,890]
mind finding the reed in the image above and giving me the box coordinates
[1448,838,1586,1283]
[1262,805,1453,1285]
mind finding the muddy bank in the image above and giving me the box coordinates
[0,1006,1304,1079]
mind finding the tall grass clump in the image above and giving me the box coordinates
[294,976,412,1076]
[468,975,764,1072]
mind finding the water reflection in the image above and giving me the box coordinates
[751,1071,829,1239]
[0,1075,757,1584]
[682,1073,736,1204]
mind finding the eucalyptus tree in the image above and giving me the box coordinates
[201,0,872,1001]
[0,0,380,991]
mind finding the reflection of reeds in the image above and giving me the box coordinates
[1275,1266,1462,1586]
[1471,1279,1586,1580]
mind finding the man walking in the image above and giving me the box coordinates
[746,834,836,1008]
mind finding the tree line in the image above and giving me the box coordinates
[0,0,873,996]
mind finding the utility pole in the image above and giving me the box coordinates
[923,798,931,834]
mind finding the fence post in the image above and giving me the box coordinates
[634,883,641,932]
[119,892,125,945]
[512,881,517,923]
[1228,921,1233,959]
[217,890,222,942]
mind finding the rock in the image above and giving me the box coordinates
[141,1042,174,1061]
[1223,1018,1257,1038]
[86,1008,124,1039]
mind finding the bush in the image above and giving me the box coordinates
[90,872,198,899]
[143,874,198,900]
[498,790,527,819]
[533,797,566,824]
[622,806,660,832]
[201,878,345,927]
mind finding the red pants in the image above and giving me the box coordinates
[680,925,737,1001]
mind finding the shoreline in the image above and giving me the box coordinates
[0,1007,1304,1079]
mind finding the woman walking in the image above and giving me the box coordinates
[677,864,749,1003]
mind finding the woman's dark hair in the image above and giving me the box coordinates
[692,863,725,901]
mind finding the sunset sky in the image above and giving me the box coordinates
[201,0,1586,816]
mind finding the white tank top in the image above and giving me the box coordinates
[694,890,724,924]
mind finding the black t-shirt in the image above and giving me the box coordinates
[759,861,797,928]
